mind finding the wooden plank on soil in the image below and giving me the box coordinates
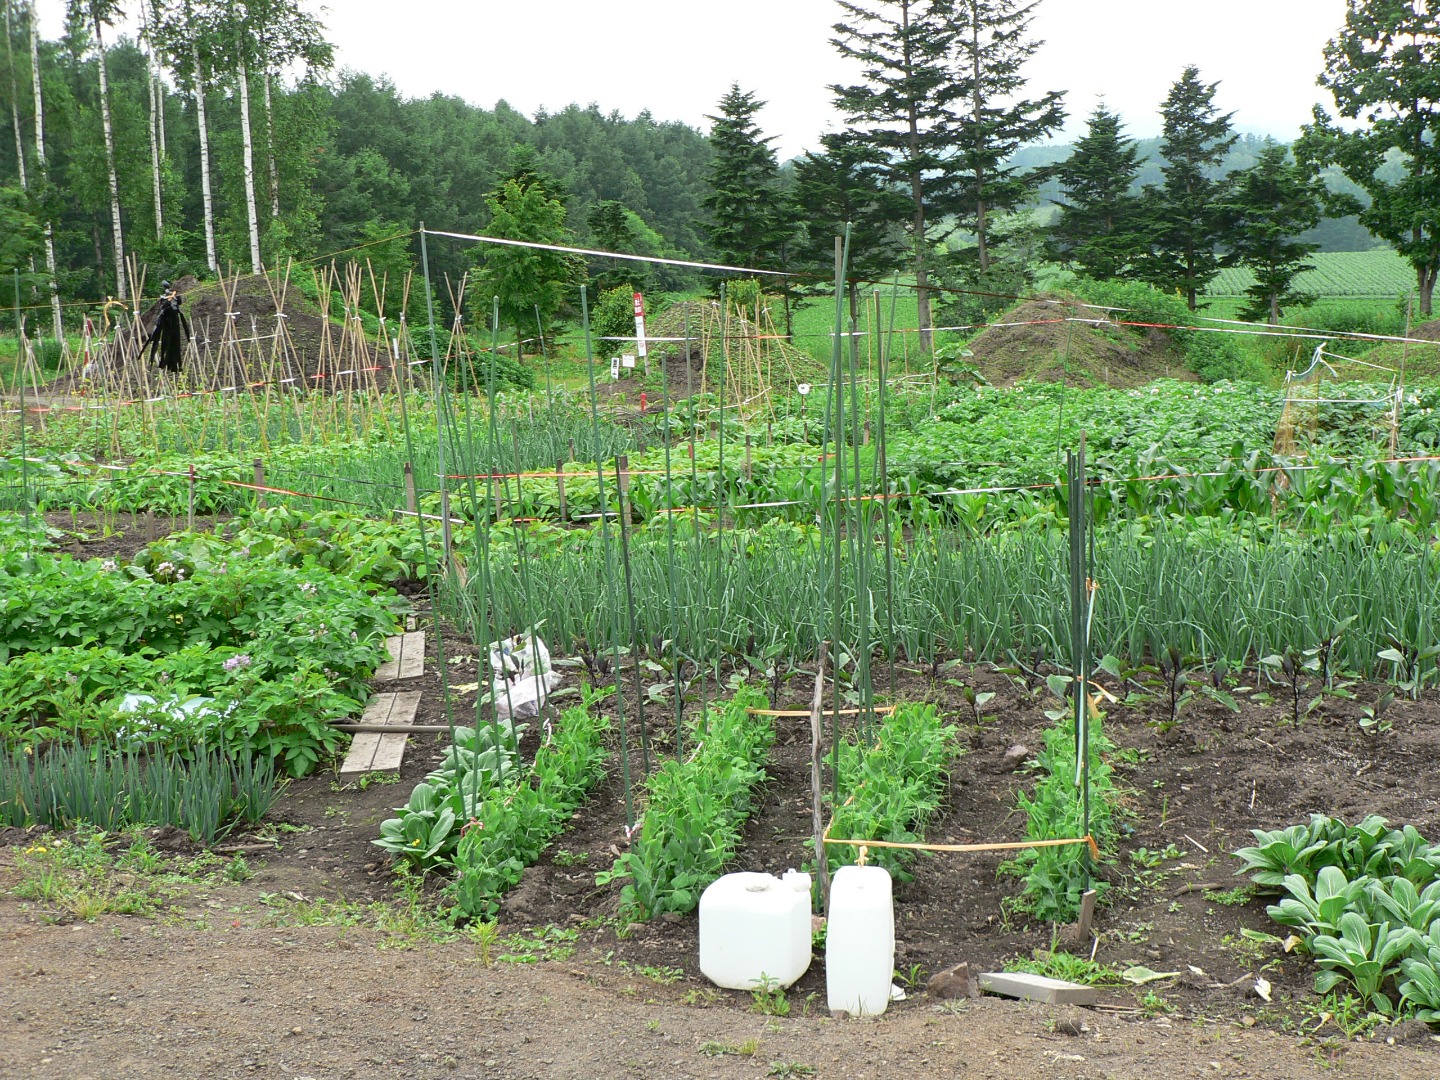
[977,971,1096,1007]
[339,691,422,776]
[374,631,426,681]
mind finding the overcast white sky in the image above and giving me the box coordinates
[38,0,1350,159]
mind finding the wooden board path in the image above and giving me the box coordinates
[374,631,425,681]
[339,691,422,776]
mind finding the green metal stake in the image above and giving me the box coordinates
[876,282,901,699]
[664,311,683,756]
[685,309,706,729]
[714,281,727,689]
[848,291,872,740]
[828,226,852,797]
[416,225,458,736]
[615,456,651,774]
[580,285,634,830]
[14,269,32,544]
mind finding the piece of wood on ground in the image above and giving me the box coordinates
[977,971,1097,1007]
[374,631,426,681]
[339,691,421,776]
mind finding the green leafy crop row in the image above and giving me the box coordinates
[1001,698,1118,924]
[374,694,611,921]
[824,704,961,880]
[597,685,773,920]
[0,513,402,775]
[1234,815,1440,1021]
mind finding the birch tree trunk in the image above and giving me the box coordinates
[192,39,217,273]
[237,54,263,272]
[4,1,28,193]
[263,68,279,219]
[29,3,63,340]
[140,1,164,238]
[92,10,127,297]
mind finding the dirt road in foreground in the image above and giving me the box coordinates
[3,911,1436,1080]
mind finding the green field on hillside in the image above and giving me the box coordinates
[1206,249,1414,298]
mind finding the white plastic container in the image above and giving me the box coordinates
[825,864,895,1016]
[699,870,813,990]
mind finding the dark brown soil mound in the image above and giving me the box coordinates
[1408,318,1440,342]
[966,298,1194,388]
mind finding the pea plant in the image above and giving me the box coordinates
[823,703,960,879]
[597,685,773,920]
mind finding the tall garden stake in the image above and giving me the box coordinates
[580,285,634,831]
[1067,433,1094,890]
[416,225,459,740]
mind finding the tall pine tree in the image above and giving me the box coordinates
[1047,101,1142,279]
[1133,66,1237,310]
[791,133,910,320]
[831,0,956,348]
[946,0,1066,273]
[702,84,787,270]
[1220,141,1325,324]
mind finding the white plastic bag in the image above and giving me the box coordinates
[490,671,561,720]
[486,630,552,680]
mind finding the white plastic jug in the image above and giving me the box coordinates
[699,870,812,990]
[825,864,894,1016]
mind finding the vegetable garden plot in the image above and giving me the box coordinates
[9,243,1440,1047]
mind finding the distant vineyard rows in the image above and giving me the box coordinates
[1207,250,1414,298]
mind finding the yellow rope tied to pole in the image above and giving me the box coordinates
[823,833,1102,862]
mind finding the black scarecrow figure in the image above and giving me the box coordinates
[144,282,191,373]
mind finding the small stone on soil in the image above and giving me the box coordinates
[926,962,973,1000]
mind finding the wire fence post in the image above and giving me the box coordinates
[187,464,196,531]
[253,458,266,509]
[403,461,416,515]
[617,453,631,523]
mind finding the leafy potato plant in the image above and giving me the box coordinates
[0,520,399,775]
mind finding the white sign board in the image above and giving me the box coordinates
[633,292,647,357]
